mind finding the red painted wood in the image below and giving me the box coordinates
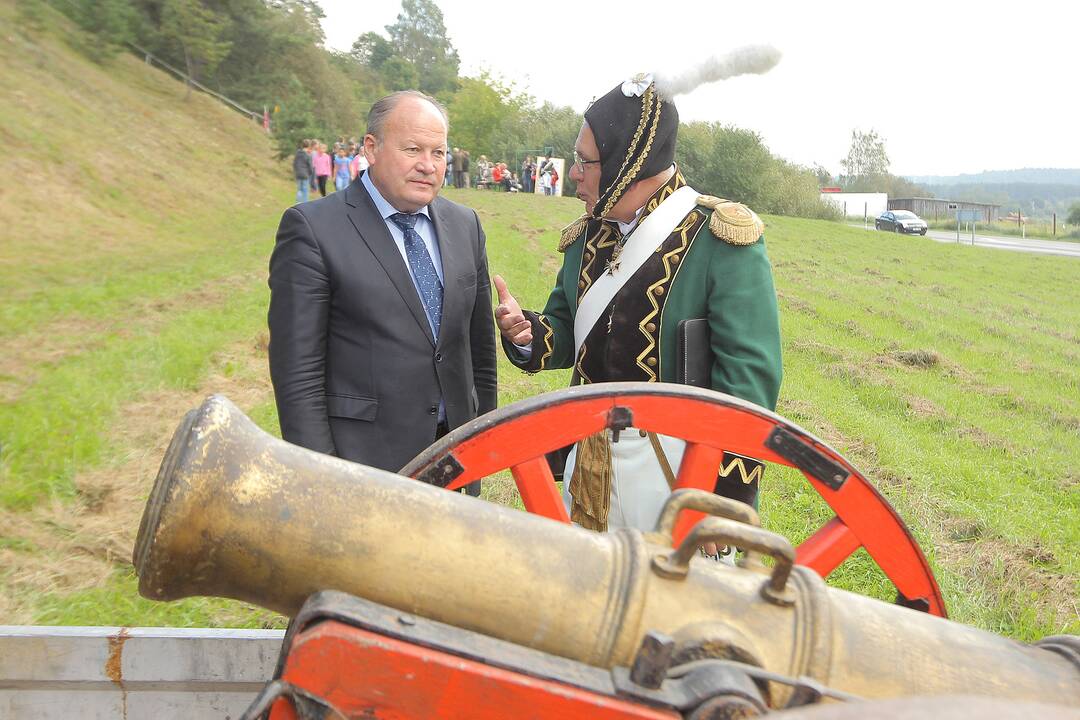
[670,442,725,544]
[270,621,678,720]
[802,469,946,617]
[510,456,570,523]
[796,517,861,577]
[406,386,947,617]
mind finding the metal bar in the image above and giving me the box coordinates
[667,658,863,703]
[0,626,283,718]
[764,427,849,490]
[126,42,260,121]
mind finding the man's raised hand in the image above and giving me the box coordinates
[493,275,532,346]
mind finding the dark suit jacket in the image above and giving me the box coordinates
[268,174,497,472]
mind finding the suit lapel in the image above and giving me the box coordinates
[345,179,436,347]
[430,197,466,350]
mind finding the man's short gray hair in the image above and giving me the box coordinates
[365,90,449,140]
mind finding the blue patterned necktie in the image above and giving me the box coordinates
[389,212,443,338]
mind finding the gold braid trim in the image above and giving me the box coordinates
[644,168,685,215]
[536,314,555,370]
[599,86,661,219]
[698,195,764,246]
[575,344,593,384]
[635,212,697,378]
[558,214,590,252]
[597,85,653,215]
[568,431,612,531]
[578,224,609,300]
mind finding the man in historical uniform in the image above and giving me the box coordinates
[493,54,782,541]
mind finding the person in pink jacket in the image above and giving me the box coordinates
[312,142,332,197]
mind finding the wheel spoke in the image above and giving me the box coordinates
[670,443,726,544]
[511,457,570,523]
[796,517,860,577]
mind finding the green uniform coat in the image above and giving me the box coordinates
[503,172,782,505]
[505,171,781,408]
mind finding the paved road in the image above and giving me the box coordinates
[851,224,1080,259]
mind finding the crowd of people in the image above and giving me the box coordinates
[449,150,559,195]
[292,136,370,203]
[294,137,561,204]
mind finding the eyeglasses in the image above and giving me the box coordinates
[573,151,600,171]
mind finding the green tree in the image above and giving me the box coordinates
[677,123,773,206]
[379,55,420,91]
[205,0,305,107]
[812,163,834,187]
[383,0,460,97]
[762,160,842,220]
[37,0,136,60]
[161,0,232,97]
[351,31,395,69]
[328,50,386,119]
[677,122,838,218]
[449,74,517,157]
[1067,202,1080,226]
[840,128,890,181]
[271,79,323,158]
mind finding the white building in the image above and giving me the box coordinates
[820,192,888,219]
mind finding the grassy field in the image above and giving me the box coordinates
[1,1,1077,639]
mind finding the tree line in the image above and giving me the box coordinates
[29,0,841,219]
[822,129,930,200]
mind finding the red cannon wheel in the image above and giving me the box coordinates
[401,382,946,617]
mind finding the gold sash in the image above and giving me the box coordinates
[567,432,611,531]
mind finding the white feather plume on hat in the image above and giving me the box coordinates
[653,45,782,101]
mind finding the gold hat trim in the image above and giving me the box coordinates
[599,88,662,219]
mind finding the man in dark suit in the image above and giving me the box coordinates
[268,90,497,492]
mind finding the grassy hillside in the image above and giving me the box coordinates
[0,0,289,627]
[1,0,1076,639]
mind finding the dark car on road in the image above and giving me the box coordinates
[875,210,928,235]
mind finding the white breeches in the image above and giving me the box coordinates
[562,428,687,533]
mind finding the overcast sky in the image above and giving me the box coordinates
[318,0,1076,177]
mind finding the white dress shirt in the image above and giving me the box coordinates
[361,171,447,422]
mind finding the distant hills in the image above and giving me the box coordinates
[906,168,1080,186]
[901,169,1080,218]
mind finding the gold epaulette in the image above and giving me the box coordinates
[558,214,590,252]
[697,195,764,246]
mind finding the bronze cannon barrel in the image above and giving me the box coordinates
[134,395,1079,707]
